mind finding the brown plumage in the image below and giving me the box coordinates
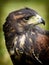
[3,8,49,65]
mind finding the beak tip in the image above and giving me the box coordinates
[42,21,45,25]
[41,19,45,25]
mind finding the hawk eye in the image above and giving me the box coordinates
[24,17,30,20]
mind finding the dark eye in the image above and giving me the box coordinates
[24,17,30,20]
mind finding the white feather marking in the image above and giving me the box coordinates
[10,49,14,55]
[19,34,26,48]
[14,36,18,45]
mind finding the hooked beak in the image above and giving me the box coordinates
[27,14,45,26]
[34,18,45,26]
[40,18,45,25]
[33,14,45,26]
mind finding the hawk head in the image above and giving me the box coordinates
[3,8,45,37]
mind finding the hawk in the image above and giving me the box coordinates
[3,8,49,65]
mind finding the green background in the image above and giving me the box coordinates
[0,0,49,65]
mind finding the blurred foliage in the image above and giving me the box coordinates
[0,0,49,65]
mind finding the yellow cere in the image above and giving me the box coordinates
[27,14,41,25]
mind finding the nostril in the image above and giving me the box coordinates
[37,17,39,19]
